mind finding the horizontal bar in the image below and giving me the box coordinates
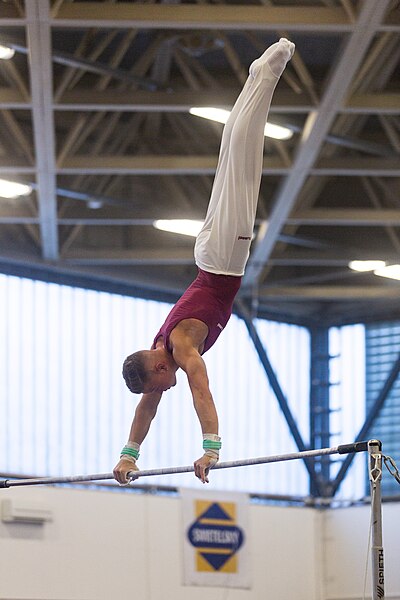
[338,441,369,454]
[0,443,369,489]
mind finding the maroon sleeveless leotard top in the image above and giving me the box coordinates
[153,268,241,355]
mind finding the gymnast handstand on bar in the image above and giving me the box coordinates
[113,38,296,485]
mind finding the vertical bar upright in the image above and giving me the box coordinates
[309,327,331,497]
[368,439,384,600]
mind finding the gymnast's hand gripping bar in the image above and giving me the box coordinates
[0,442,369,488]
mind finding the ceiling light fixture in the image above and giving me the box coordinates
[0,179,32,199]
[373,264,400,281]
[0,45,15,60]
[189,107,293,140]
[87,200,103,210]
[154,219,204,237]
[348,260,386,272]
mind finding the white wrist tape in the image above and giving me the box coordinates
[203,434,221,463]
[125,441,140,450]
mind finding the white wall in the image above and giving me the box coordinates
[322,503,400,600]
[0,487,399,600]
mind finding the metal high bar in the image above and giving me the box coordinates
[0,441,368,488]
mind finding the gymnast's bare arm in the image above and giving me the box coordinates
[113,391,162,484]
[171,333,219,484]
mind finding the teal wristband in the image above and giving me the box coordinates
[203,439,222,451]
[121,446,140,460]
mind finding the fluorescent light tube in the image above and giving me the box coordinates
[374,264,400,281]
[190,107,229,124]
[0,45,15,60]
[0,179,32,198]
[154,219,204,237]
[189,107,293,140]
[264,123,293,140]
[348,260,386,272]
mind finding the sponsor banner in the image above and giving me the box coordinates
[181,488,251,588]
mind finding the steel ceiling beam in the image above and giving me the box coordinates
[55,88,313,113]
[57,155,400,176]
[312,158,400,177]
[26,0,58,260]
[268,257,397,267]
[242,0,393,288]
[63,248,194,265]
[1,32,162,92]
[54,4,352,32]
[0,162,35,173]
[2,156,398,177]
[0,88,31,108]
[0,217,39,224]
[257,287,400,300]
[287,209,400,226]
[57,155,286,175]
[0,2,398,33]
[2,88,399,115]
[57,156,219,175]
[346,92,400,114]
[0,243,339,263]
[0,252,193,300]
[51,51,160,91]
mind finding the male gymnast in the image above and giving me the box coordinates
[113,38,295,485]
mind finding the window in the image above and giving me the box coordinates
[365,322,400,496]
[0,273,311,496]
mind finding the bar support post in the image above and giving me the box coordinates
[368,439,384,600]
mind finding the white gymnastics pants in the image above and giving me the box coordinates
[194,44,288,276]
